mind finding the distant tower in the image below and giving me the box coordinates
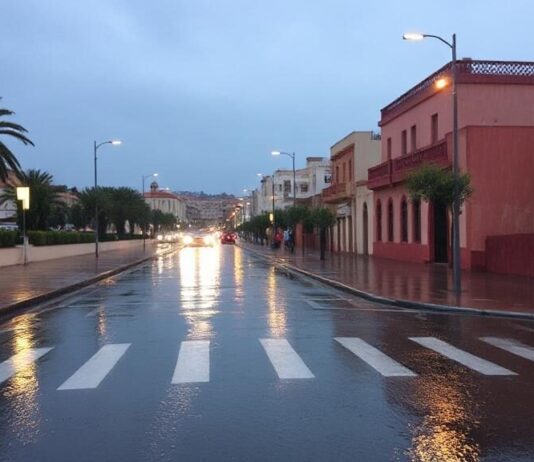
[150,181,159,192]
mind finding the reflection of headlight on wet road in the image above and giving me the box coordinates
[183,235,193,245]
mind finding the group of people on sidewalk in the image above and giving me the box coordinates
[266,226,295,253]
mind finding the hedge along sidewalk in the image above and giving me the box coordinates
[239,242,534,320]
[0,243,178,316]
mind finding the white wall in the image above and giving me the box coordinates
[0,239,151,267]
[356,186,373,255]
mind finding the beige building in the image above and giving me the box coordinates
[322,131,381,254]
[144,181,186,222]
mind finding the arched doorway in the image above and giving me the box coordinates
[363,202,369,255]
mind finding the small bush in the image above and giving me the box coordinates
[28,231,95,246]
[0,230,18,248]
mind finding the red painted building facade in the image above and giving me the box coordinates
[369,60,534,274]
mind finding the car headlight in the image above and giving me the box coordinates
[183,235,193,245]
[157,234,163,241]
[203,235,213,245]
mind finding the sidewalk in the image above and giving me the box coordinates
[0,243,176,315]
[240,241,534,317]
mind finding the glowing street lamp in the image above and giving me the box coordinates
[94,139,122,257]
[403,31,461,295]
[271,150,296,207]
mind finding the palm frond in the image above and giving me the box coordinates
[0,121,30,133]
[0,109,15,118]
[0,129,34,146]
[0,141,22,181]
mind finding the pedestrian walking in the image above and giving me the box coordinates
[283,228,290,251]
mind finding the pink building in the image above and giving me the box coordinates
[368,60,534,275]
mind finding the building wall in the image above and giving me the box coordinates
[355,186,373,255]
[382,82,534,163]
[373,183,431,263]
[466,126,534,266]
[381,89,451,162]
[328,131,381,254]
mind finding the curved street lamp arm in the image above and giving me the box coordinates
[423,34,453,49]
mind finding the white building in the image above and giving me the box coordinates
[254,157,331,214]
[144,181,186,223]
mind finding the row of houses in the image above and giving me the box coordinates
[251,59,534,278]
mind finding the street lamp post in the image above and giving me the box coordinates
[403,32,461,295]
[16,187,30,265]
[271,151,296,207]
[142,172,158,249]
[94,139,122,258]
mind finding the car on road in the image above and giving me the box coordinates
[182,231,215,247]
[220,231,236,244]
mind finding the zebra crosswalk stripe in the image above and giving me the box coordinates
[410,337,517,376]
[260,338,314,379]
[172,340,210,384]
[480,337,534,362]
[58,344,131,390]
[0,347,53,385]
[335,337,416,377]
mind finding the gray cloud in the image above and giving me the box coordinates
[2,0,533,194]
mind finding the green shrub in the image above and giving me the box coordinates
[28,231,95,246]
[24,231,142,246]
[0,230,18,248]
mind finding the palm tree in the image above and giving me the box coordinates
[0,169,65,230]
[0,98,34,181]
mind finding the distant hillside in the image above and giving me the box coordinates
[175,191,236,200]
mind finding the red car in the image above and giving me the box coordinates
[221,232,236,244]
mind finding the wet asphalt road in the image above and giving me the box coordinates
[1,245,534,462]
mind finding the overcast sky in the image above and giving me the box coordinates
[2,1,533,195]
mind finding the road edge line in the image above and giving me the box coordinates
[239,244,534,321]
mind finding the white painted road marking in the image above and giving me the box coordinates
[58,343,131,390]
[172,340,210,384]
[0,347,53,384]
[410,337,517,376]
[260,338,314,379]
[480,337,534,362]
[335,337,416,377]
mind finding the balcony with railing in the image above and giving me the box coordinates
[322,182,349,203]
[368,160,391,190]
[368,140,450,190]
[392,140,449,183]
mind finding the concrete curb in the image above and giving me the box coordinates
[0,245,180,318]
[240,244,534,321]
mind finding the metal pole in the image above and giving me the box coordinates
[272,177,276,243]
[292,153,296,207]
[451,33,461,294]
[94,141,99,258]
[22,208,27,265]
[142,175,146,250]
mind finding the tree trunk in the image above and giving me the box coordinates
[320,227,326,261]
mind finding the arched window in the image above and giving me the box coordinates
[413,199,421,243]
[401,196,408,242]
[387,199,394,242]
[376,200,382,242]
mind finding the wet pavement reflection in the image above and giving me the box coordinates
[0,245,533,461]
